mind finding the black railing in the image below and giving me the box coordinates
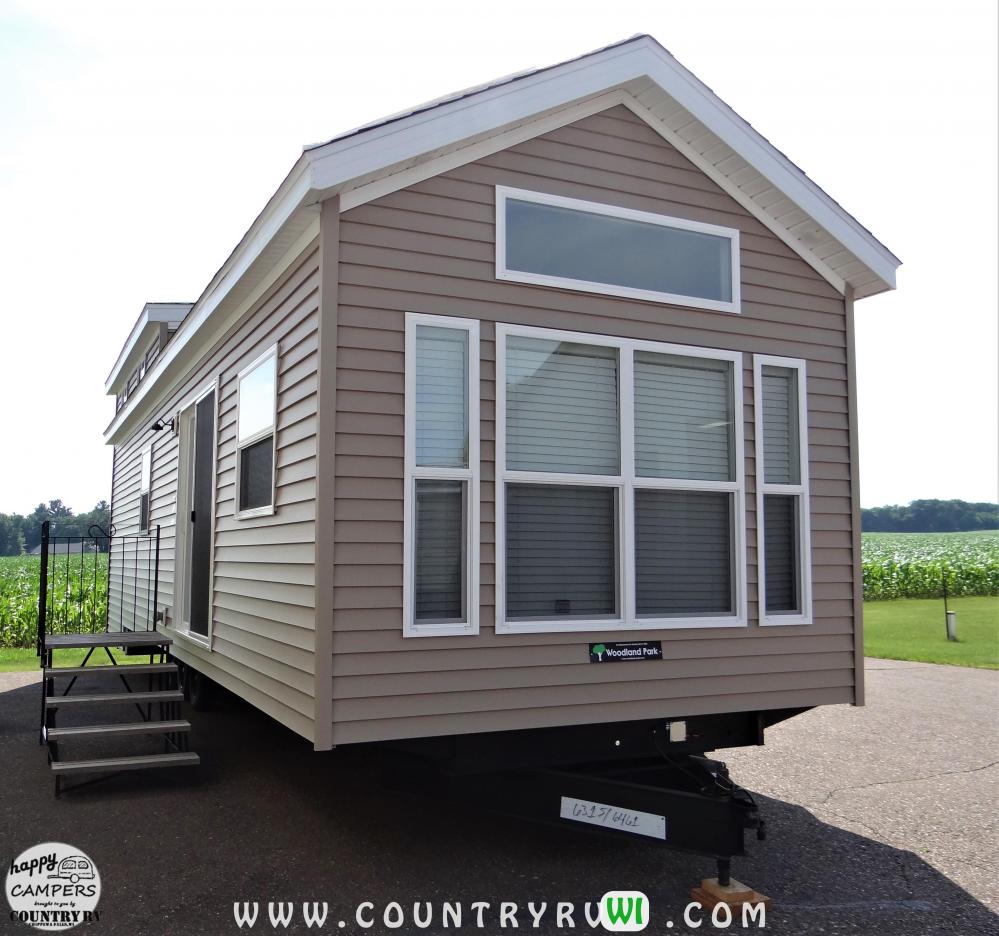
[36,521,161,654]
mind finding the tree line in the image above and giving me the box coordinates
[862,499,998,533]
[0,500,111,555]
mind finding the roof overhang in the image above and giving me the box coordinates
[105,34,899,445]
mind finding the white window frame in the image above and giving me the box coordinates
[403,314,481,638]
[234,343,279,520]
[495,186,741,315]
[138,446,152,533]
[495,322,747,634]
[754,354,812,626]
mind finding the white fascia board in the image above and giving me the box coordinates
[307,41,648,197]
[104,157,314,444]
[310,35,898,292]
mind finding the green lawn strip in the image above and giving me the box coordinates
[864,596,999,669]
[0,647,156,674]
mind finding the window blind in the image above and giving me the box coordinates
[415,325,469,468]
[634,352,734,481]
[506,337,619,474]
[761,365,800,484]
[414,480,466,622]
[506,484,617,620]
[635,489,733,616]
[763,493,799,612]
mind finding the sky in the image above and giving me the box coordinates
[0,0,996,514]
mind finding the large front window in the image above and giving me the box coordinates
[496,324,746,633]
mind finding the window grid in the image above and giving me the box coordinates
[404,314,480,637]
[754,355,812,625]
[496,323,746,634]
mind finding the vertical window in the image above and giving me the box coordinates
[405,315,479,636]
[139,448,152,533]
[236,346,277,517]
[496,323,745,633]
[754,356,811,624]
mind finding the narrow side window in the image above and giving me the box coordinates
[139,448,152,533]
[404,316,480,636]
[755,357,811,624]
[236,345,278,518]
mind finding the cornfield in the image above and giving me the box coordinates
[2,532,997,646]
[0,554,109,649]
[862,531,999,601]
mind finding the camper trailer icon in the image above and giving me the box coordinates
[48,855,96,884]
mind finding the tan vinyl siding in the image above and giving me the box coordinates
[110,243,321,742]
[331,105,857,744]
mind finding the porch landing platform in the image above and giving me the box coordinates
[44,631,173,649]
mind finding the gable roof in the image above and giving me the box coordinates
[105,34,899,444]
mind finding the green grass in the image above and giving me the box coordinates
[0,647,154,673]
[864,596,999,669]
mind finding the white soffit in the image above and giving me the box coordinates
[308,35,899,299]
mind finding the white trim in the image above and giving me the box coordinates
[753,354,812,626]
[403,314,481,638]
[495,322,747,634]
[172,377,219,649]
[495,186,741,314]
[234,343,279,520]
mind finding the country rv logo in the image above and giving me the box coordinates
[6,843,101,931]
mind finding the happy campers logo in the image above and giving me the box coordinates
[6,843,101,931]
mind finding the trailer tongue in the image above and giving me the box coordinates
[383,709,803,901]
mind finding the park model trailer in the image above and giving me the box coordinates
[41,35,899,879]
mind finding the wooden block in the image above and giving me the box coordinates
[691,880,772,911]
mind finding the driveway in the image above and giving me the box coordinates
[1,659,996,935]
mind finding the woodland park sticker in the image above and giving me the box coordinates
[6,843,101,931]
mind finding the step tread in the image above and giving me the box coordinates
[51,752,200,774]
[47,720,191,739]
[45,663,177,677]
[45,632,172,649]
[46,690,184,707]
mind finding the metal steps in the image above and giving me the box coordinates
[46,690,184,708]
[39,628,199,795]
[44,631,173,649]
[51,752,200,775]
[46,720,191,740]
[45,662,179,678]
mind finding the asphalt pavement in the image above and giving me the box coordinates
[1,659,996,935]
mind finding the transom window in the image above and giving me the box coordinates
[496,324,746,633]
[754,355,812,624]
[496,187,740,314]
[236,345,277,518]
